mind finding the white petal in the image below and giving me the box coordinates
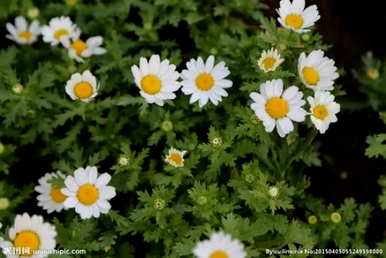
[64,176,78,191]
[15,16,27,31]
[205,55,215,72]
[96,173,111,187]
[63,197,78,208]
[87,167,98,184]
[287,108,306,122]
[74,168,87,185]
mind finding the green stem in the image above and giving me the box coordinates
[281,130,318,177]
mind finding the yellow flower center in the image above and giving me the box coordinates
[169,153,182,165]
[71,40,88,56]
[77,184,99,205]
[262,57,277,71]
[74,82,93,99]
[18,31,33,40]
[210,250,229,258]
[50,188,67,203]
[312,105,328,120]
[265,97,289,119]
[54,29,70,40]
[302,67,320,85]
[13,231,40,256]
[140,75,162,95]
[196,73,214,91]
[285,14,304,29]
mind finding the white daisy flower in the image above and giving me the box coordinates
[193,232,246,258]
[65,70,99,102]
[277,0,320,33]
[181,56,233,107]
[258,48,284,73]
[0,213,56,258]
[250,79,306,137]
[6,16,40,44]
[62,166,116,219]
[63,30,107,62]
[131,54,180,106]
[35,171,68,213]
[41,16,80,46]
[307,91,340,134]
[165,147,187,168]
[298,50,339,91]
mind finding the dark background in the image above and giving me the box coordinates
[266,0,386,245]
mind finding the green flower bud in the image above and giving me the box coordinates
[153,199,166,210]
[367,68,379,80]
[197,196,208,205]
[245,174,255,184]
[302,34,311,41]
[161,120,173,132]
[118,156,129,166]
[268,186,279,198]
[0,198,10,210]
[330,212,341,223]
[308,215,318,224]
[211,137,222,146]
[12,84,24,94]
[210,48,218,55]
[27,8,40,19]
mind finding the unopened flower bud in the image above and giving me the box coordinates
[245,174,255,183]
[27,8,40,19]
[308,215,318,224]
[153,199,166,210]
[0,198,10,210]
[302,34,311,41]
[268,186,279,198]
[211,137,222,146]
[161,120,173,132]
[330,212,341,223]
[12,84,24,94]
[118,156,129,166]
[197,196,207,205]
[367,68,379,80]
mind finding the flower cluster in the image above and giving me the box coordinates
[252,0,340,137]
[61,54,232,106]
[131,55,233,107]
[35,167,116,220]
[6,16,106,63]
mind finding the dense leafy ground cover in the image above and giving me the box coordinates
[0,0,385,257]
